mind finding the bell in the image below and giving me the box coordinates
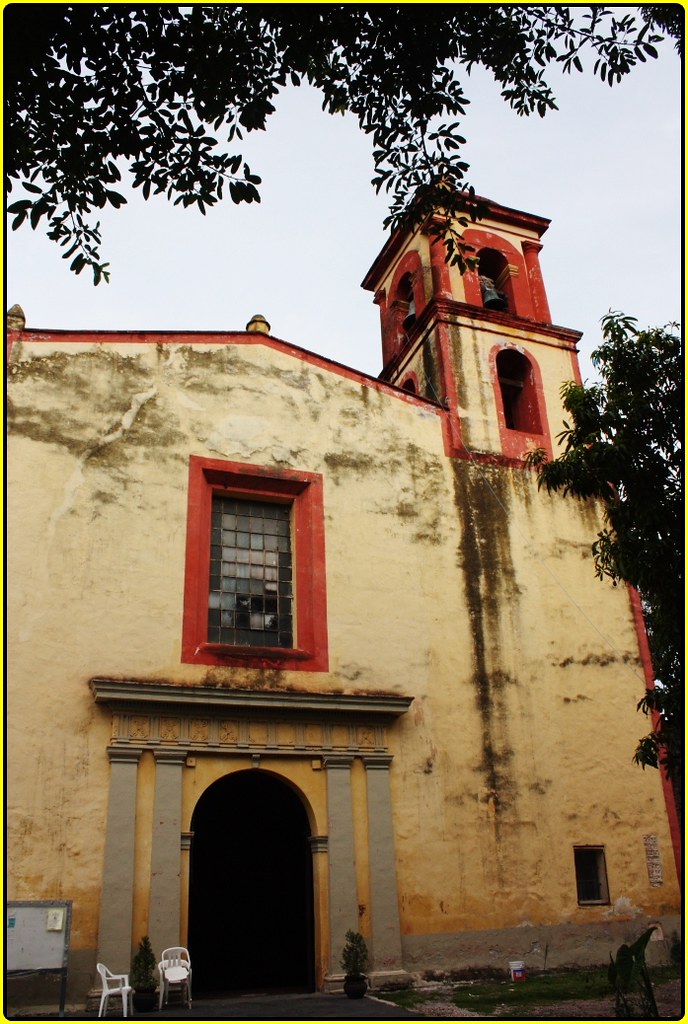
[403,295,416,332]
[479,276,508,311]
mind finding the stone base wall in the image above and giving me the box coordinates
[6,917,680,1010]
[5,948,95,1015]
[400,916,681,981]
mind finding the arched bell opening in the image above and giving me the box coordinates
[477,248,514,313]
[188,769,315,994]
[398,273,417,337]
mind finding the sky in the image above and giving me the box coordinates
[6,16,682,384]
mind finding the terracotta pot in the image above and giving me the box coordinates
[343,974,368,999]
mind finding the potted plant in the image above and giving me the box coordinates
[130,935,158,1012]
[340,929,369,999]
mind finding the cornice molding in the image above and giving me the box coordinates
[90,678,414,718]
[361,196,551,292]
[433,299,582,346]
[380,298,582,383]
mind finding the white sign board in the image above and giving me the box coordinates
[6,901,71,972]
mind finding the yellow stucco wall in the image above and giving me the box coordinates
[7,326,680,1001]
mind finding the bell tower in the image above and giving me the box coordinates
[361,196,582,463]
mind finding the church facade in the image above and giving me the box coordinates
[6,196,680,1007]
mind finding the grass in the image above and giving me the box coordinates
[381,964,681,1016]
[450,969,616,1014]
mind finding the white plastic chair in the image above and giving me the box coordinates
[158,946,192,1009]
[97,963,133,1018]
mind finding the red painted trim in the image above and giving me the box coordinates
[8,327,429,407]
[521,240,552,324]
[12,328,447,436]
[430,299,582,348]
[627,586,682,886]
[398,371,420,394]
[427,322,524,469]
[381,250,427,367]
[462,266,483,308]
[428,231,453,300]
[181,456,329,671]
[489,343,553,461]
[10,324,571,473]
[6,329,23,363]
[360,194,550,294]
[388,250,427,315]
[372,288,388,359]
[470,195,551,235]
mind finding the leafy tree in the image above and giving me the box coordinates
[527,314,682,784]
[5,5,680,283]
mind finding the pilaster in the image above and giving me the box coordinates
[323,756,358,985]
[522,239,552,323]
[148,750,185,956]
[363,756,409,987]
[97,748,142,972]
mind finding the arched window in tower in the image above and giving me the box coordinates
[478,249,512,313]
[496,348,542,434]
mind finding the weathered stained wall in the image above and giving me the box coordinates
[7,328,680,1005]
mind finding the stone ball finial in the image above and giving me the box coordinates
[7,304,26,331]
[246,314,271,335]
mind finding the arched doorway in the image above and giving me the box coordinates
[188,769,315,993]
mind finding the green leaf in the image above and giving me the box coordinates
[628,927,656,961]
[30,204,45,229]
[7,200,32,213]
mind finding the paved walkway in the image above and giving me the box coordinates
[8,990,426,1021]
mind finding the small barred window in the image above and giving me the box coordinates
[573,846,610,905]
[208,496,293,648]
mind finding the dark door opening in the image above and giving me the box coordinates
[188,770,315,994]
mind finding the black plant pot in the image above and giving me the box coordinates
[343,974,368,999]
[132,989,158,1012]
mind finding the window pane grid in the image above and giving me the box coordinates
[208,496,293,648]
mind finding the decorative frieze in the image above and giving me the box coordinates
[106,710,389,756]
[91,677,413,759]
[160,718,180,742]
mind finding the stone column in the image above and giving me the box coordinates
[97,747,142,972]
[323,756,358,985]
[363,756,408,987]
[148,750,185,957]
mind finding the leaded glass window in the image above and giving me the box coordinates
[208,495,293,648]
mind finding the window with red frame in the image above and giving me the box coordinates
[496,348,543,433]
[182,456,328,670]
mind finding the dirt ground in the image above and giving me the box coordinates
[409,978,684,1019]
